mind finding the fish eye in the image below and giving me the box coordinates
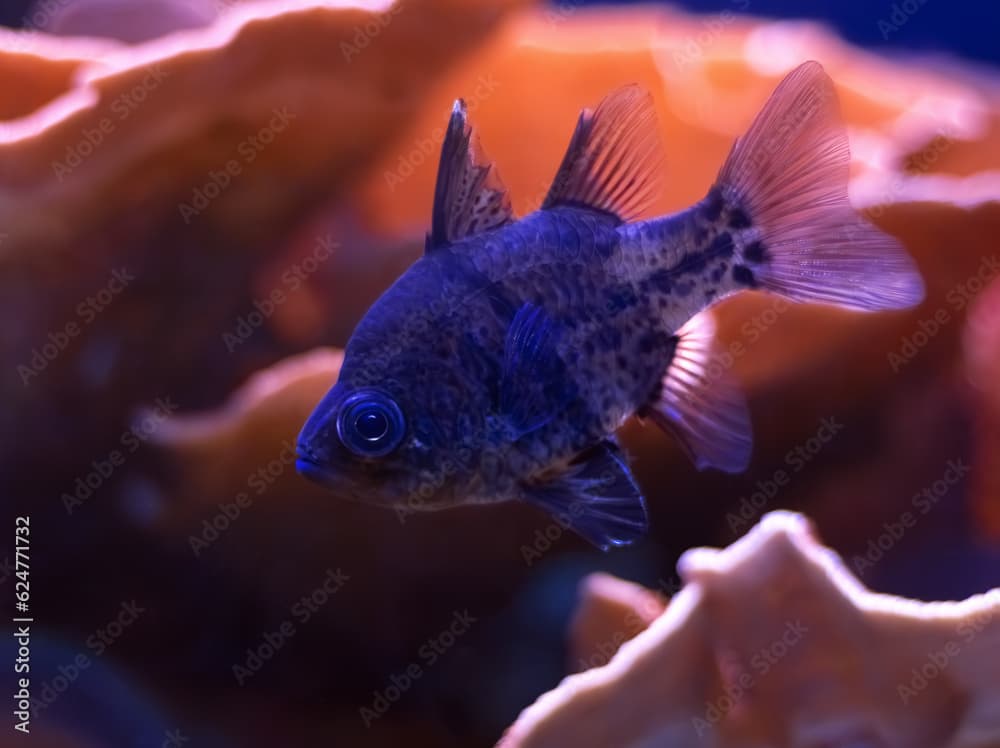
[336,390,405,458]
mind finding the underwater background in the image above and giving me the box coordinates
[1,0,998,746]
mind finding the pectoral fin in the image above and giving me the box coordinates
[522,440,648,551]
[500,303,566,436]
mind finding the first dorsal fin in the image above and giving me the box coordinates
[542,85,664,222]
[427,99,514,252]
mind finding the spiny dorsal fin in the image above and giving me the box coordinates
[427,99,514,252]
[641,310,752,473]
[542,85,664,222]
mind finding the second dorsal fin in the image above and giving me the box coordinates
[427,99,514,252]
[542,85,664,222]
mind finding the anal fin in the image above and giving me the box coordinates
[522,440,648,551]
[641,311,752,473]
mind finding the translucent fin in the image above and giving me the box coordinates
[715,61,925,311]
[542,85,664,222]
[500,304,562,435]
[523,440,648,550]
[642,311,752,473]
[427,99,514,252]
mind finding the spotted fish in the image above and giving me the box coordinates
[295,61,924,549]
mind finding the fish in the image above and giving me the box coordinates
[295,61,925,550]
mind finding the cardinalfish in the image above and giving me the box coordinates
[296,62,924,549]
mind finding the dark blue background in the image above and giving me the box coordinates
[661,0,999,66]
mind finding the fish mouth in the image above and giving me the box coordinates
[295,455,340,489]
[295,453,370,504]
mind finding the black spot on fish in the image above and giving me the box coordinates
[706,231,735,260]
[732,264,756,287]
[605,285,639,314]
[648,269,673,294]
[599,327,623,350]
[701,187,724,221]
[584,340,596,356]
[616,354,628,369]
[710,266,725,283]
[744,240,768,264]
[704,289,717,301]
[728,207,752,229]
[674,279,694,297]
[638,331,659,354]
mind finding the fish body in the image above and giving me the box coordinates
[297,62,925,549]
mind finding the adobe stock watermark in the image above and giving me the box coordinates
[692,619,809,738]
[851,458,969,577]
[382,74,500,192]
[359,608,477,727]
[698,295,795,389]
[26,600,145,720]
[576,589,669,671]
[520,498,590,566]
[340,1,403,62]
[178,107,296,223]
[160,728,190,747]
[866,126,955,220]
[898,606,993,705]
[17,267,135,386]
[877,0,931,40]
[221,234,338,352]
[188,441,297,556]
[51,66,170,181]
[888,254,1000,373]
[672,0,750,69]
[61,397,179,515]
[232,568,350,686]
[726,416,844,534]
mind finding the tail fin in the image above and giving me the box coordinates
[714,61,925,311]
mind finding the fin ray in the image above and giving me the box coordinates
[523,440,648,550]
[500,304,562,435]
[427,99,513,251]
[714,61,924,311]
[542,86,664,222]
[643,311,752,473]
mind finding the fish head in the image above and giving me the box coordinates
[295,347,485,510]
[295,378,420,506]
[297,254,505,509]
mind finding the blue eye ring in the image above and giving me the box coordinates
[336,390,406,458]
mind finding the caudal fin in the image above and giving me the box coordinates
[714,61,925,311]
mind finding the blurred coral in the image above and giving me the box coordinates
[2,0,999,745]
[502,513,1000,748]
[28,0,219,42]
[964,275,1000,539]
